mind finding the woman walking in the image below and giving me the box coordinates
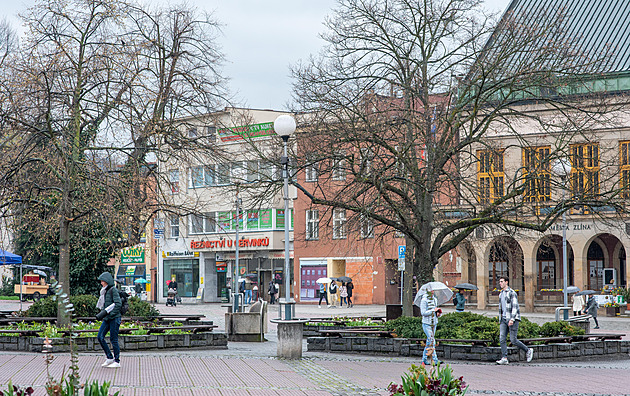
[339,282,348,307]
[420,285,440,365]
[346,281,354,307]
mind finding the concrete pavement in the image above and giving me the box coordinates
[1,300,629,395]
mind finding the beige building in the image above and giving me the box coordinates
[157,107,295,304]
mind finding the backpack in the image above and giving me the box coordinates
[330,283,338,293]
[114,289,129,315]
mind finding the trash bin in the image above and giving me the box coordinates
[386,304,402,321]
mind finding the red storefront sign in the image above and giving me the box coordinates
[190,237,270,250]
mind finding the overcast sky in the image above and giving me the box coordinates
[3,0,511,111]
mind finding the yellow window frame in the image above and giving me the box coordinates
[522,146,551,205]
[621,141,630,199]
[477,149,504,205]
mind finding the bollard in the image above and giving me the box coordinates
[272,318,308,359]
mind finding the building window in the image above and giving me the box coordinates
[169,169,180,193]
[305,160,319,182]
[360,148,373,176]
[189,165,217,188]
[360,214,374,239]
[306,210,319,240]
[188,128,197,138]
[206,126,217,143]
[169,215,180,238]
[571,143,599,199]
[332,208,346,239]
[621,141,630,199]
[216,163,230,185]
[477,149,504,205]
[523,146,551,204]
[332,152,346,181]
[189,213,216,234]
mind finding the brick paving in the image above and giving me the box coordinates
[1,300,629,395]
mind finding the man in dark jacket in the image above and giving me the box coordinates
[96,272,122,368]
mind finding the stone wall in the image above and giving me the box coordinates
[307,336,630,361]
[0,332,228,353]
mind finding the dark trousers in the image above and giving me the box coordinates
[269,293,276,304]
[98,317,121,362]
[318,291,328,305]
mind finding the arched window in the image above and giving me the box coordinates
[587,243,604,290]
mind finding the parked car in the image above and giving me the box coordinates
[121,285,136,297]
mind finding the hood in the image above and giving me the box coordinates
[98,272,115,286]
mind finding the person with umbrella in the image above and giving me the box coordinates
[581,292,600,329]
[453,289,466,312]
[339,282,348,307]
[569,287,584,316]
[496,276,533,365]
[419,284,442,366]
[317,278,330,308]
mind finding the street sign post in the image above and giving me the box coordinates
[398,245,406,304]
[153,229,164,240]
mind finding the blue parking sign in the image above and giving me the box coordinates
[398,245,406,259]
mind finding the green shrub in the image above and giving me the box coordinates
[384,316,425,338]
[516,317,540,339]
[454,319,500,346]
[540,321,585,337]
[0,275,16,297]
[435,312,489,339]
[24,295,99,318]
[127,296,160,320]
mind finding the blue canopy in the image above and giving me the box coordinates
[0,249,22,265]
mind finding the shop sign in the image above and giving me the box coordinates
[162,250,197,258]
[121,246,145,264]
[125,266,136,275]
[217,122,275,142]
[190,237,270,250]
[548,223,592,232]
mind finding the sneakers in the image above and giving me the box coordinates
[101,359,115,367]
[496,357,509,365]
[526,348,533,362]
[106,362,120,368]
[594,326,600,329]
[318,305,322,308]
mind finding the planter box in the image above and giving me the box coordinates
[605,307,620,317]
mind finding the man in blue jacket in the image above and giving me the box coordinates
[96,272,122,368]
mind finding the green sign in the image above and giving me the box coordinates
[121,246,145,264]
[276,209,285,229]
[218,211,231,231]
[246,210,259,230]
[260,209,272,229]
[217,122,276,142]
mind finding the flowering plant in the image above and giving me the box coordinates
[388,363,467,396]
[540,289,563,292]
[603,302,620,308]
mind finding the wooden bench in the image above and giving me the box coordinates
[317,329,393,337]
[436,338,491,346]
[520,336,572,345]
[146,325,217,334]
[59,328,139,337]
[0,329,42,337]
[571,333,624,341]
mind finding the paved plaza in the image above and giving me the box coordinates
[1,300,629,395]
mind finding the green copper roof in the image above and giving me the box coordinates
[502,0,630,74]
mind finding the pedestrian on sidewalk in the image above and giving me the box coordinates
[420,285,440,366]
[496,276,533,365]
[572,293,584,316]
[453,289,466,312]
[583,295,600,329]
[347,281,354,307]
[268,280,277,304]
[318,282,328,308]
[339,282,348,307]
[96,272,122,369]
[328,281,338,308]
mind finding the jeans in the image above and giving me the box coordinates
[499,318,528,358]
[340,297,347,306]
[98,316,121,362]
[244,289,252,304]
[422,323,439,364]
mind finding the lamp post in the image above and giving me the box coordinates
[553,158,571,319]
[232,185,242,313]
[274,114,296,321]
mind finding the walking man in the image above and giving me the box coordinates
[96,272,122,368]
[496,276,533,365]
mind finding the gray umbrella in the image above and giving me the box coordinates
[454,282,478,290]
[336,276,352,283]
[575,289,596,296]
[564,286,580,294]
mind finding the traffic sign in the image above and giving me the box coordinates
[153,229,164,239]
[397,257,405,271]
[398,245,406,259]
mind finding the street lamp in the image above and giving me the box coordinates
[274,114,296,321]
[552,158,571,319]
[232,187,242,313]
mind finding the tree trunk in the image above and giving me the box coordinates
[57,216,71,326]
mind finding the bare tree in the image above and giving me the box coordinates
[0,0,228,323]
[290,0,622,315]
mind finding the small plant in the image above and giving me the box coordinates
[603,302,620,308]
[388,364,467,396]
[0,381,34,396]
[540,321,585,337]
[126,297,159,320]
[83,381,119,396]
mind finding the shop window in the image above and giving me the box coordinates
[163,259,199,298]
[477,149,504,205]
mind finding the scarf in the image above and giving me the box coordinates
[97,286,107,309]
